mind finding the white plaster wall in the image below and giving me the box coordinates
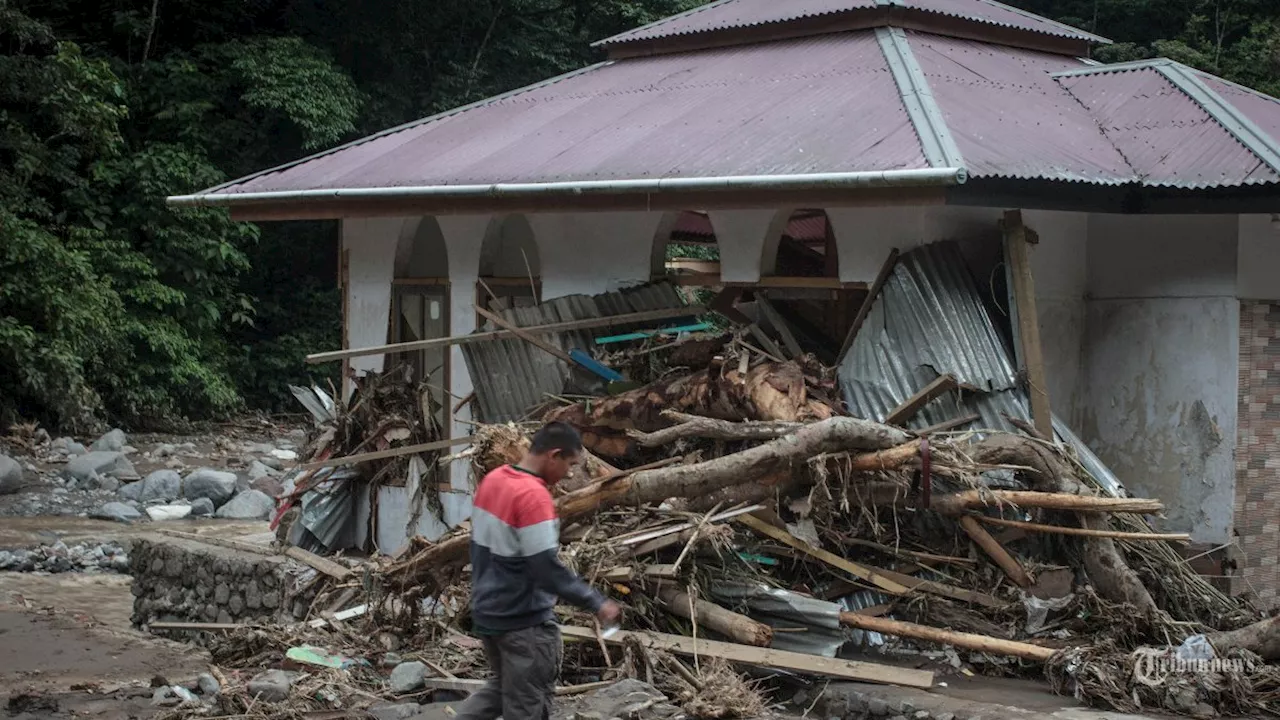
[342,217,410,381]
[1082,214,1239,543]
[1024,210,1089,426]
[527,212,665,299]
[1238,214,1280,300]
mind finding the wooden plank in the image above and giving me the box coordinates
[839,613,1055,662]
[285,546,354,581]
[302,435,474,471]
[885,374,958,426]
[307,306,705,364]
[475,306,580,366]
[708,288,751,325]
[1003,210,1052,438]
[746,324,787,362]
[970,514,1192,541]
[735,515,911,595]
[151,529,276,556]
[837,248,899,363]
[755,295,803,358]
[916,413,981,436]
[861,566,1002,608]
[150,621,243,631]
[560,625,934,688]
[666,259,721,274]
[645,564,681,580]
[671,274,868,290]
[958,516,1034,588]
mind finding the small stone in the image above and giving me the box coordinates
[381,652,404,669]
[197,673,221,696]
[260,456,284,471]
[913,712,931,720]
[245,582,262,610]
[91,428,127,452]
[867,698,891,717]
[270,448,298,462]
[248,461,276,481]
[183,468,238,507]
[215,489,275,520]
[97,475,121,492]
[262,590,280,609]
[0,454,23,495]
[189,497,215,517]
[66,441,88,456]
[228,594,245,615]
[151,687,178,706]
[368,703,424,720]
[935,713,955,720]
[251,476,284,498]
[139,469,183,503]
[214,583,230,604]
[247,669,294,702]
[791,690,809,708]
[217,609,233,625]
[118,481,144,503]
[146,504,194,521]
[91,501,142,523]
[388,661,427,694]
[171,685,198,703]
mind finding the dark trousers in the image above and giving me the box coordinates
[455,623,563,720]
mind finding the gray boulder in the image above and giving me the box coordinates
[91,502,142,524]
[139,469,182,503]
[183,468,238,507]
[0,454,23,495]
[90,428,127,452]
[66,440,88,456]
[251,476,284,498]
[197,673,221,696]
[248,460,277,481]
[118,481,144,503]
[214,490,275,520]
[63,451,138,484]
[189,497,215,517]
[247,669,294,702]
[96,475,121,493]
[388,661,427,694]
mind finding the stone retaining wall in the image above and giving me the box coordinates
[130,536,318,631]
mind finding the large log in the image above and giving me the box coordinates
[390,418,911,588]
[655,585,774,647]
[1206,615,1280,661]
[839,612,1056,662]
[544,361,834,457]
[929,490,1163,516]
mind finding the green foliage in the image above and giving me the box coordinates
[4,0,1280,430]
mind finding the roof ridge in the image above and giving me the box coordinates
[875,27,965,169]
[593,0,742,47]
[1154,62,1280,177]
[970,0,1109,44]
[195,62,611,196]
[1052,64,1143,180]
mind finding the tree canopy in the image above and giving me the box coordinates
[1,0,1277,430]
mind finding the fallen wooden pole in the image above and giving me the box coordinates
[968,514,1191,541]
[307,306,705,364]
[1004,210,1053,438]
[560,625,934,687]
[929,490,1163,516]
[885,374,958,427]
[838,612,1056,662]
[736,514,910,595]
[958,515,1034,588]
[655,584,774,647]
[302,436,474,471]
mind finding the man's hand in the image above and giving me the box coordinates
[596,599,622,626]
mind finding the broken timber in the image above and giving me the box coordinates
[885,374,958,426]
[560,625,934,688]
[306,306,705,364]
[302,435,474,471]
[1003,210,1053,438]
[837,248,898,362]
[735,514,911,595]
[958,515,1034,588]
[969,514,1191,541]
[838,613,1056,662]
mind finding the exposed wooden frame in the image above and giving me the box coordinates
[1003,210,1053,438]
[302,435,475,470]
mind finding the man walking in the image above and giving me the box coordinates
[458,421,622,720]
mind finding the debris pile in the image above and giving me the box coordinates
[149,237,1278,718]
[0,541,129,573]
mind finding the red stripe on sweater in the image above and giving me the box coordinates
[473,466,557,529]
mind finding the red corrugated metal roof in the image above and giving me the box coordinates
[1198,73,1280,155]
[215,33,931,195]
[908,32,1133,183]
[1058,68,1278,188]
[598,0,1106,48]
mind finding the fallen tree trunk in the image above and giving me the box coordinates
[1206,615,1280,661]
[630,411,803,447]
[838,612,1057,662]
[390,417,911,588]
[655,584,774,647]
[545,361,835,457]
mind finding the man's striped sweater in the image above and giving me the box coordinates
[470,465,605,632]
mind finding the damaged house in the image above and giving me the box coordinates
[170,0,1280,609]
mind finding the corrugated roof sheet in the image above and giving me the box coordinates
[462,282,696,423]
[908,32,1136,184]
[597,0,1105,48]
[215,33,929,196]
[1199,73,1280,147]
[1058,67,1279,188]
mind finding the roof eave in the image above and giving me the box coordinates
[166,168,967,221]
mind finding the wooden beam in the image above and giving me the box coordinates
[306,306,704,364]
[708,287,751,325]
[855,565,1002,608]
[672,275,869,290]
[884,374,958,426]
[837,248,898,362]
[284,546,354,581]
[666,259,721,274]
[958,515,1034,588]
[475,306,585,367]
[301,435,474,471]
[755,295,803,358]
[916,413,981,435]
[735,514,911,595]
[1003,210,1052,438]
[969,514,1191,541]
[560,625,934,688]
[150,621,244,631]
[838,613,1056,662]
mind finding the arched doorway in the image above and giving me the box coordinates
[391,217,450,431]
[477,215,541,317]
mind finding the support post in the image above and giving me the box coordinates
[1003,210,1052,438]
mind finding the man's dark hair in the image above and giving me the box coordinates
[529,421,583,455]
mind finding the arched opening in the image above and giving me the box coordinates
[653,211,720,281]
[391,217,450,431]
[476,215,541,316]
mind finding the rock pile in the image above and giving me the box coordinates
[0,541,129,573]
